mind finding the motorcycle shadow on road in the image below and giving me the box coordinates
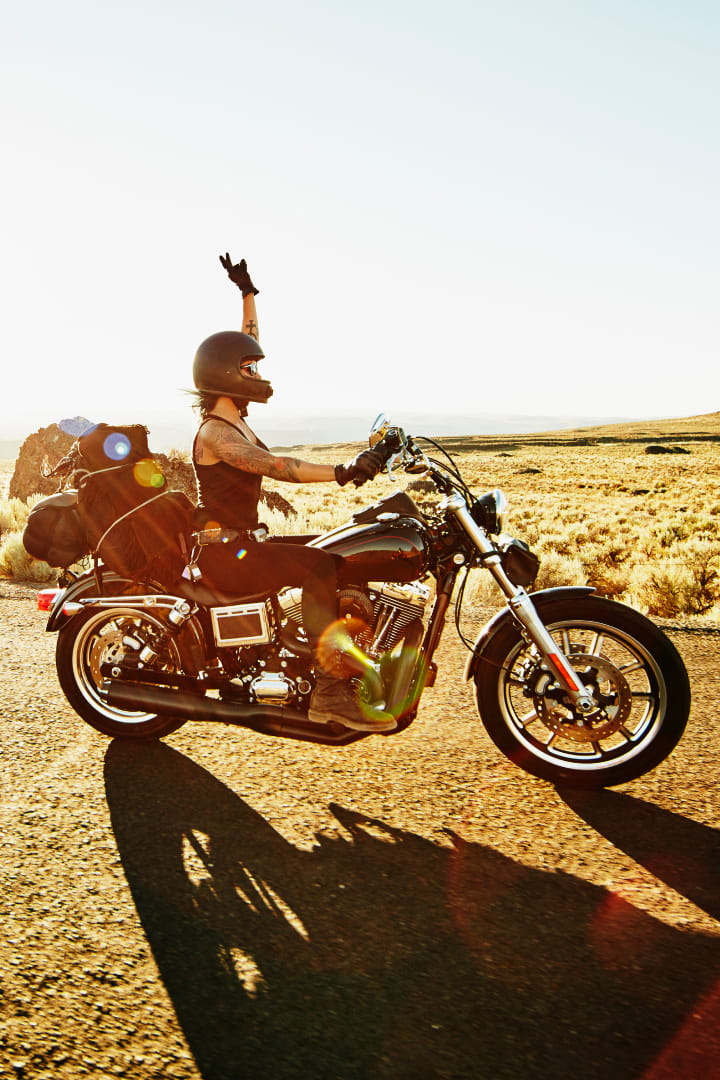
[104,741,720,1080]
[558,786,720,922]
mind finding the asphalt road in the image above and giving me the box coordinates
[1,580,719,1080]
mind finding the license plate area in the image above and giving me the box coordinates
[210,601,272,646]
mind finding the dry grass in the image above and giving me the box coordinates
[260,414,720,620]
[2,415,720,619]
[455,438,720,618]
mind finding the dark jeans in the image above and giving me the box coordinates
[196,537,341,646]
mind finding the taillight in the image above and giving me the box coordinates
[37,588,62,612]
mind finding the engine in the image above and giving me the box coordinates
[276,580,430,659]
[206,582,430,709]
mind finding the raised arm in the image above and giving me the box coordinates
[219,252,260,341]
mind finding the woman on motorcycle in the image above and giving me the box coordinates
[191,252,394,732]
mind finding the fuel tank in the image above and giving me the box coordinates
[310,491,432,584]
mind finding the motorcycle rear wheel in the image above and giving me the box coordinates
[56,606,189,740]
[473,595,691,788]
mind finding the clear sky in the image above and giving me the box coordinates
[2,0,718,440]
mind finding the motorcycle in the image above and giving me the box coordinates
[42,414,691,789]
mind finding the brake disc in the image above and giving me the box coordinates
[533,653,633,742]
[88,626,127,685]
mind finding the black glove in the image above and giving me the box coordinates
[219,252,259,297]
[335,448,385,487]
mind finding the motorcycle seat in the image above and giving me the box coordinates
[170,578,271,608]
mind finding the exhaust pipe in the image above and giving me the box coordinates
[102,679,364,745]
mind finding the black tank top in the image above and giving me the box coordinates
[193,415,269,530]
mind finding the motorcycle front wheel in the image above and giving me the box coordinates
[473,595,691,788]
[56,606,189,740]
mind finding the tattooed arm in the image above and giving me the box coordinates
[242,291,259,342]
[199,419,336,483]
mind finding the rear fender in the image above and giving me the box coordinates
[464,586,595,681]
[45,570,155,632]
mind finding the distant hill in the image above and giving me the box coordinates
[1,410,718,462]
[512,411,720,447]
[213,409,720,453]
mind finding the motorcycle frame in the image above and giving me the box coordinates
[46,501,593,718]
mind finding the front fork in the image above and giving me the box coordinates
[446,495,598,716]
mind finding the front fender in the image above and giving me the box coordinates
[463,586,596,681]
[45,570,157,632]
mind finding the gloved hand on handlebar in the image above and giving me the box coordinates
[335,448,386,487]
[219,252,259,297]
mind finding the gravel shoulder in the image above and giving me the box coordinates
[1,579,719,1080]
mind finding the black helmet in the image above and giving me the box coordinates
[192,331,273,404]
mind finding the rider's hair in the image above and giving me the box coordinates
[189,389,219,417]
[188,389,249,419]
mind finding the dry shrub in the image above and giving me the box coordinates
[0,529,59,582]
[0,492,55,536]
[465,568,502,608]
[0,494,87,582]
[0,496,30,534]
[261,505,347,537]
[584,564,631,599]
[533,549,586,591]
[633,542,720,617]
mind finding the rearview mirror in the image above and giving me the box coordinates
[369,413,391,448]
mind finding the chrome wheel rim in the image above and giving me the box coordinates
[71,607,181,726]
[499,618,666,773]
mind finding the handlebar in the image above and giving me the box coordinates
[370,427,406,463]
[368,416,471,498]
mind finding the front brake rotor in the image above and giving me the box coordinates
[533,653,633,742]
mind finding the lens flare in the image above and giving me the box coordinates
[235,548,247,560]
[640,976,720,1079]
[381,646,426,719]
[316,618,384,704]
[103,433,132,461]
[133,459,166,488]
[316,618,371,678]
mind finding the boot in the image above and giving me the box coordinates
[308,673,397,732]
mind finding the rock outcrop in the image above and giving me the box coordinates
[8,425,75,500]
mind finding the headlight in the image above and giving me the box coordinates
[470,489,508,535]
